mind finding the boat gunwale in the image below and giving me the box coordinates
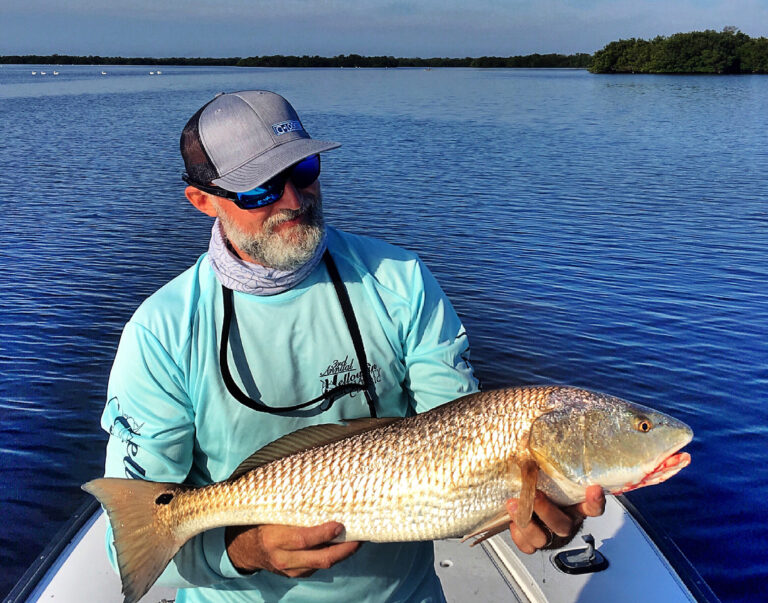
[617,494,720,603]
[5,497,101,602]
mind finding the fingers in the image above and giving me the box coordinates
[506,493,565,554]
[574,485,606,518]
[264,522,360,577]
[530,491,572,537]
[507,501,548,554]
[272,521,345,550]
[506,488,606,555]
[231,523,361,578]
[272,540,361,577]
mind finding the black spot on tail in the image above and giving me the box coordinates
[155,493,174,505]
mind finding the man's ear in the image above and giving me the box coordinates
[185,186,218,217]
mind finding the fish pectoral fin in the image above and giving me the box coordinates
[515,459,538,528]
[461,509,511,546]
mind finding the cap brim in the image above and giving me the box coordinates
[212,139,341,193]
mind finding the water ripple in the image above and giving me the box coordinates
[2,66,767,602]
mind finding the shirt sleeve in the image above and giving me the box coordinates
[100,320,244,588]
[402,259,480,413]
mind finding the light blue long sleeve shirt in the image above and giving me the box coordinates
[101,226,478,602]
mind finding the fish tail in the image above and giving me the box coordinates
[82,478,185,603]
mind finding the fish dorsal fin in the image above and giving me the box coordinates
[228,417,401,481]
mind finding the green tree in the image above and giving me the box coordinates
[591,28,766,74]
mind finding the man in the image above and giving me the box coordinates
[99,90,603,602]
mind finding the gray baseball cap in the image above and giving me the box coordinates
[180,90,340,193]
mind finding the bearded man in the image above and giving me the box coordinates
[97,90,603,603]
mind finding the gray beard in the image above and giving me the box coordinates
[217,191,325,271]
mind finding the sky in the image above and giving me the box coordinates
[2,0,767,58]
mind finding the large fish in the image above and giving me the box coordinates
[83,386,693,603]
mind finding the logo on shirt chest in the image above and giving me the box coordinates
[319,355,382,395]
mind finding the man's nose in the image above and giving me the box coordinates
[275,180,303,210]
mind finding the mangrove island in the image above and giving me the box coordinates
[590,27,768,74]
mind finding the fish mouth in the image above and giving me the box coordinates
[615,451,691,494]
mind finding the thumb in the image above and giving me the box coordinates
[284,522,345,550]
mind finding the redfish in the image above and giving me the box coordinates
[83,386,693,602]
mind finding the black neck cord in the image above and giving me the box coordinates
[219,250,378,417]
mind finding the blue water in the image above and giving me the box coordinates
[1,64,766,602]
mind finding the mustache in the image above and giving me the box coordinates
[265,193,322,230]
[268,208,304,226]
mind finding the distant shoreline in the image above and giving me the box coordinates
[0,53,592,69]
[6,30,768,75]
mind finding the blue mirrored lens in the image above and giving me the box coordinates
[235,187,282,209]
[291,155,321,188]
[233,155,321,210]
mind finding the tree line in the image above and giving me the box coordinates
[236,53,593,68]
[5,30,768,74]
[590,27,768,74]
[0,53,591,69]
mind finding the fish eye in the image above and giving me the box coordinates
[633,416,653,433]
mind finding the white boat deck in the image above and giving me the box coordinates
[435,494,699,602]
[12,495,715,603]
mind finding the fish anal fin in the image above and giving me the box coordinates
[461,508,511,546]
[515,459,539,528]
[228,417,401,481]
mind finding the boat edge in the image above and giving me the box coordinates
[617,494,720,603]
[4,497,101,603]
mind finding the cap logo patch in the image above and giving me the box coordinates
[272,120,303,136]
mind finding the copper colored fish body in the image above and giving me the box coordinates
[83,386,693,603]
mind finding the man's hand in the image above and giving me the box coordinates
[225,523,361,578]
[506,485,606,554]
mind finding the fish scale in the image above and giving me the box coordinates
[83,385,693,603]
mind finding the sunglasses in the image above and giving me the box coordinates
[183,154,321,210]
